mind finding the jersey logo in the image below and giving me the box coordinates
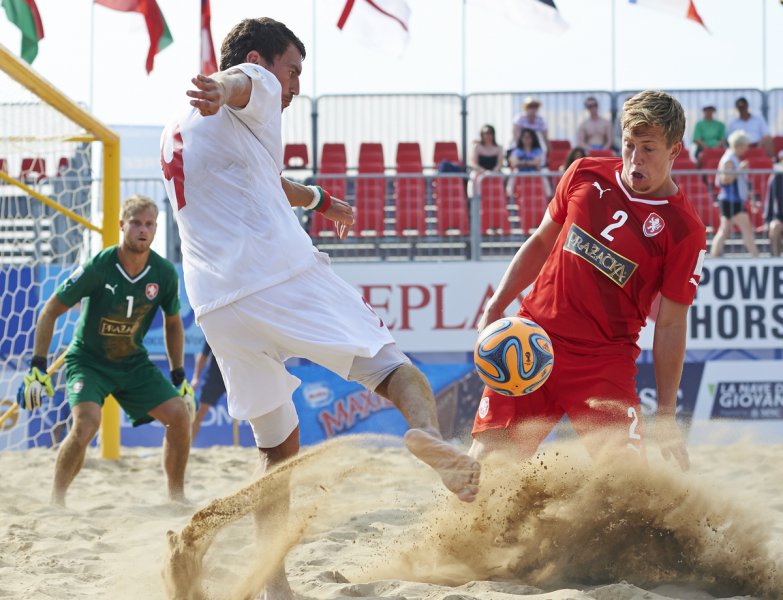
[104,283,117,295]
[592,181,611,198]
[146,283,159,300]
[643,212,665,237]
[563,223,638,287]
[99,318,133,336]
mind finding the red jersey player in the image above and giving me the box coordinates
[472,91,706,470]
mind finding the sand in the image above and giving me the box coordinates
[1,435,781,600]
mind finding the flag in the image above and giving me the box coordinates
[95,0,173,73]
[628,0,707,30]
[200,0,217,75]
[2,0,44,63]
[466,0,568,34]
[337,0,411,56]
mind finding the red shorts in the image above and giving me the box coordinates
[472,341,645,460]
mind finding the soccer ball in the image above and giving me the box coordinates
[474,317,554,396]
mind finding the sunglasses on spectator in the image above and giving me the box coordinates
[585,103,598,108]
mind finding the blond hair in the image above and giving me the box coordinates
[621,90,685,147]
[121,195,159,221]
[727,130,751,149]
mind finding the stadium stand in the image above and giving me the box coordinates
[394,142,427,236]
[20,157,46,182]
[698,147,724,170]
[587,148,615,158]
[512,175,550,234]
[478,175,510,235]
[356,143,387,236]
[283,143,309,169]
[433,141,460,166]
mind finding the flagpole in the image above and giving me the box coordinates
[311,0,317,97]
[761,0,767,91]
[461,0,466,96]
[610,0,616,93]
[89,1,96,111]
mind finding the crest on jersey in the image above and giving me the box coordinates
[643,213,665,237]
[146,283,159,300]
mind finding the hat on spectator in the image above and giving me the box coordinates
[523,96,541,109]
[702,105,716,111]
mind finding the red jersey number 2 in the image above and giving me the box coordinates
[161,123,186,210]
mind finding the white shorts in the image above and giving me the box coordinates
[199,253,401,426]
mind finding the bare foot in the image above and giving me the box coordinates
[403,428,481,502]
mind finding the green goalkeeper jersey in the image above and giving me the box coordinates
[56,246,181,364]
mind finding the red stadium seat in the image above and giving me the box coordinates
[478,175,509,234]
[548,139,572,152]
[356,143,386,236]
[512,175,550,233]
[673,154,697,171]
[773,136,783,157]
[320,143,347,170]
[678,174,718,232]
[746,156,773,228]
[395,142,423,172]
[317,144,347,211]
[587,148,615,158]
[698,147,724,170]
[57,157,70,174]
[0,158,7,174]
[395,177,426,235]
[435,177,468,235]
[546,148,570,172]
[359,142,385,171]
[283,143,309,168]
[433,141,460,165]
[745,146,770,161]
[20,157,46,182]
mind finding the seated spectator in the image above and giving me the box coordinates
[692,105,726,160]
[560,146,587,172]
[511,96,549,153]
[711,130,760,257]
[726,96,773,156]
[470,124,505,174]
[765,151,783,256]
[577,97,612,150]
[509,128,543,172]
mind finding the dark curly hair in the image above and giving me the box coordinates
[219,17,306,71]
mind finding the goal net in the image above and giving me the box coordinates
[0,45,119,453]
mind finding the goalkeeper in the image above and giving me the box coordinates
[18,195,195,506]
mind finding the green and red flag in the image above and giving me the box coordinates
[2,0,45,64]
[95,0,173,73]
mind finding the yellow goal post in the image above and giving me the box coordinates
[0,43,121,459]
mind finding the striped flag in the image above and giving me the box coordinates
[337,0,411,56]
[628,0,707,29]
[2,0,44,63]
[200,0,218,74]
[95,0,173,73]
[467,0,568,33]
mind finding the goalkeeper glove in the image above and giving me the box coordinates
[17,356,54,410]
[171,367,197,423]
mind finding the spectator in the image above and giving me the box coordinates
[726,96,773,156]
[765,150,783,256]
[470,124,505,174]
[711,130,760,257]
[692,105,726,160]
[509,128,543,172]
[512,96,549,152]
[560,146,587,172]
[612,95,633,153]
[577,96,612,150]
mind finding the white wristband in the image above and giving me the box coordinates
[305,185,320,210]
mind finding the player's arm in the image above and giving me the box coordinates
[187,69,252,116]
[32,295,70,363]
[477,211,562,332]
[190,340,211,389]
[280,177,354,240]
[164,313,186,375]
[717,157,738,185]
[652,295,690,471]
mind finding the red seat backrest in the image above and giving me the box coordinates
[478,175,509,235]
[283,143,309,168]
[435,177,468,235]
[433,141,460,165]
[20,157,46,182]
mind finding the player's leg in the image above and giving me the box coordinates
[119,360,191,502]
[559,352,646,464]
[709,213,730,256]
[470,385,563,462]
[51,401,101,505]
[770,218,783,256]
[732,211,760,256]
[192,367,226,441]
[362,354,480,502]
[148,397,192,502]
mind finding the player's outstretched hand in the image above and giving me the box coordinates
[476,305,505,334]
[16,366,54,410]
[323,196,355,240]
[655,414,690,471]
[186,74,227,116]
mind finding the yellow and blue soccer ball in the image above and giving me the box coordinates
[474,317,554,396]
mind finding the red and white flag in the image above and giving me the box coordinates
[337,0,411,56]
[200,0,218,74]
[628,0,707,30]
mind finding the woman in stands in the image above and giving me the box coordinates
[560,146,587,172]
[710,130,760,257]
[509,128,543,172]
[470,125,505,174]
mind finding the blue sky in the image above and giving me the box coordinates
[1,0,781,126]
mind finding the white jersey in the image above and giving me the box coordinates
[161,63,317,318]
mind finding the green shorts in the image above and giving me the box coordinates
[65,355,178,427]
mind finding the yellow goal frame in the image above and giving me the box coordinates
[0,43,121,460]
